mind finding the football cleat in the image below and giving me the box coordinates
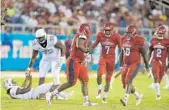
[83,101,98,106]
[136,94,143,106]
[45,92,52,105]
[102,98,107,104]
[120,98,127,106]
[156,94,161,100]
[96,89,102,99]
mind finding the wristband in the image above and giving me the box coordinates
[27,67,31,71]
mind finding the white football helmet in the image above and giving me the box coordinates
[3,78,16,90]
[35,29,47,43]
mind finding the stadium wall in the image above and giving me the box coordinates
[0,33,150,71]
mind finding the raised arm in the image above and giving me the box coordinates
[91,34,100,49]
[16,75,32,95]
[25,49,38,76]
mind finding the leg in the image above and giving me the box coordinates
[121,64,140,106]
[96,57,106,98]
[45,58,79,104]
[79,64,97,106]
[102,61,114,103]
[39,78,45,86]
[162,65,169,89]
[152,60,161,100]
[51,60,62,85]
[39,60,51,85]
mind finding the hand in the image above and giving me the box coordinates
[25,69,31,78]
[26,74,32,80]
[87,48,93,54]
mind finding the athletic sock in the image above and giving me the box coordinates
[97,85,102,90]
[84,96,89,102]
[133,90,139,98]
[103,91,108,98]
[154,83,160,95]
[163,74,169,85]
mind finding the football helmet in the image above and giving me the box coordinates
[79,23,92,37]
[125,24,137,38]
[155,25,167,39]
[3,78,16,90]
[35,29,47,43]
[103,23,114,37]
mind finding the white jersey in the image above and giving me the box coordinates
[32,34,61,61]
[9,83,53,99]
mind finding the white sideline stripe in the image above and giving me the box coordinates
[1,71,97,78]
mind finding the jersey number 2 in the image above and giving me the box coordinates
[156,48,161,57]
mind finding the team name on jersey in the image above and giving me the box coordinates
[102,41,114,46]
[154,44,164,49]
[122,43,131,48]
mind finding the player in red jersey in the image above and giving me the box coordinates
[148,25,169,100]
[45,23,97,106]
[120,24,149,106]
[90,23,121,103]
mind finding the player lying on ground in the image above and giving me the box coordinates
[148,25,169,100]
[2,74,73,100]
[90,22,121,103]
[45,24,97,106]
[26,29,65,86]
[120,24,150,106]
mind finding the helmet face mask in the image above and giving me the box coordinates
[35,29,47,43]
[103,23,113,37]
[36,35,46,43]
[125,24,137,38]
[155,25,167,39]
[3,78,16,90]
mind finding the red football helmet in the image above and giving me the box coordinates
[103,23,114,37]
[125,24,137,38]
[79,23,92,37]
[155,25,167,38]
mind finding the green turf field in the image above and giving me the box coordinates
[1,72,169,110]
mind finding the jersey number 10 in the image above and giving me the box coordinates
[124,48,130,56]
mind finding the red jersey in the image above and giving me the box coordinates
[70,33,90,62]
[92,32,121,59]
[150,37,169,63]
[121,35,145,65]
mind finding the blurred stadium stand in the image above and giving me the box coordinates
[1,0,169,71]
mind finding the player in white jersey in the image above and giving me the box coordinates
[2,75,73,100]
[26,29,65,86]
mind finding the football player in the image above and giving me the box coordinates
[120,24,149,106]
[2,75,73,100]
[26,29,65,86]
[45,24,97,106]
[90,22,121,103]
[148,25,169,100]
